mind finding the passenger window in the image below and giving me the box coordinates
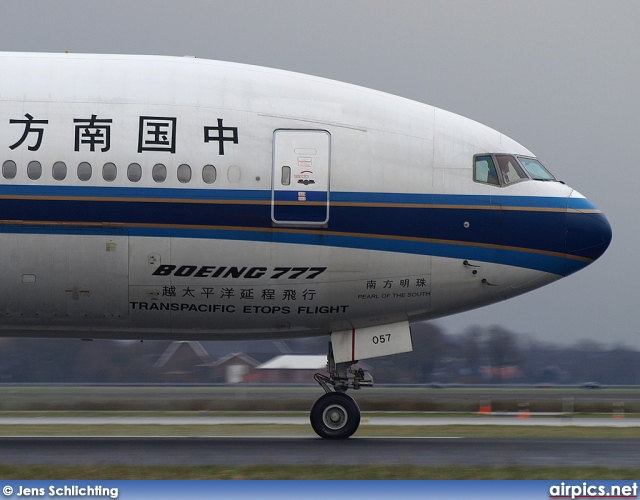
[77,162,92,181]
[28,161,42,180]
[227,165,241,183]
[152,163,167,183]
[2,160,17,179]
[52,161,67,181]
[103,162,117,182]
[128,163,142,182]
[495,154,527,185]
[177,164,191,183]
[202,164,216,184]
[474,155,499,185]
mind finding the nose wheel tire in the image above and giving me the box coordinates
[310,392,360,439]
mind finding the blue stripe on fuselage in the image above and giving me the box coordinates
[0,185,592,275]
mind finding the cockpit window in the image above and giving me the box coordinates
[474,155,500,185]
[474,153,555,187]
[518,156,556,181]
[495,154,528,185]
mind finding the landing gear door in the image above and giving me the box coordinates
[272,129,330,225]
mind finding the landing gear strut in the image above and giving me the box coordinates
[310,342,373,439]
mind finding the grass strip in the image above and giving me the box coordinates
[1,411,638,419]
[1,464,640,480]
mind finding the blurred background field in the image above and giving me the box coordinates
[1,384,639,413]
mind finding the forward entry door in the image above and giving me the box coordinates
[271,129,330,225]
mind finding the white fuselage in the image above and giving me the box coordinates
[0,52,611,340]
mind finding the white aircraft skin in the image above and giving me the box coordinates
[0,52,611,438]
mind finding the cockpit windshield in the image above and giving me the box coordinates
[518,156,556,181]
[474,154,557,187]
[495,154,528,185]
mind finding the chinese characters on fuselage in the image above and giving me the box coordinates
[8,114,238,154]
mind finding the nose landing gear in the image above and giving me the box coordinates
[310,341,373,439]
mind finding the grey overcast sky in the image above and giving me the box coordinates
[1,1,638,347]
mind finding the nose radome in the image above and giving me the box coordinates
[565,191,612,276]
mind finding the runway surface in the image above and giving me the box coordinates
[1,415,638,467]
[0,415,639,426]
[1,436,639,467]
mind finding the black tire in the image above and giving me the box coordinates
[310,392,360,439]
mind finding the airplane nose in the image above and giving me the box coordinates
[565,192,612,276]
